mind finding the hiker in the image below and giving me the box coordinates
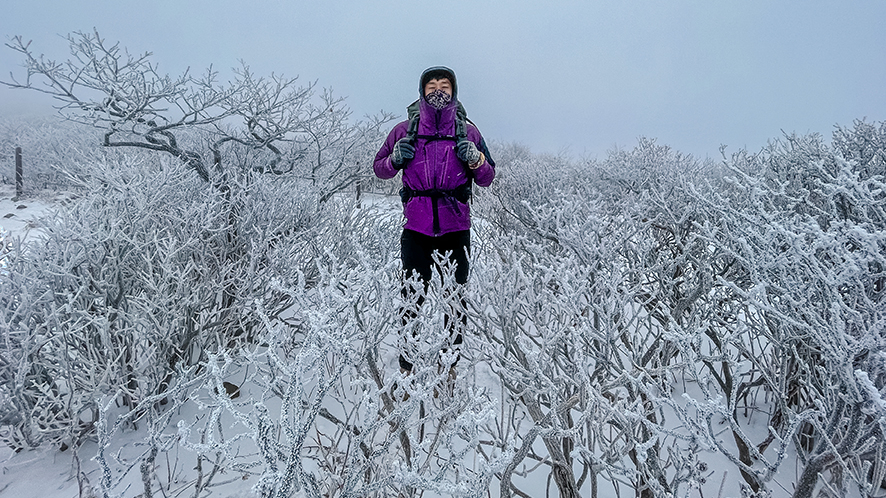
[373,66,496,376]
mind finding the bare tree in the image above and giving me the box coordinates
[2,30,391,196]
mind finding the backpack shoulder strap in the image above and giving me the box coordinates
[404,99,421,145]
[454,104,475,180]
[407,99,421,120]
[455,103,468,144]
[459,110,496,168]
[405,115,420,145]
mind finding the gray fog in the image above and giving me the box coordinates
[2,0,884,158]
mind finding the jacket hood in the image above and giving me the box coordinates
[420,66,457,101]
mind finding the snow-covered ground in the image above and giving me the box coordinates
[0,184,55,243]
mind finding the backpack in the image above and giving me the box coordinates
[399,100,495,234]
[402,100,495,168]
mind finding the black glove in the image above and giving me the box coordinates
[456,140,482,166]
[390,139,415,170]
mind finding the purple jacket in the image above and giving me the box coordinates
[374,97,495,236]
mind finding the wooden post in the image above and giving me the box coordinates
[355,160,363,209]
[15,147,23,199]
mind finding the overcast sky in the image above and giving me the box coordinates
[2,0,884,159]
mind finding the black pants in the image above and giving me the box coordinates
[399,229,470,371]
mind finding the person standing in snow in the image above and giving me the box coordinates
[373,66,495,375]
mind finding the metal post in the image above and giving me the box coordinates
[15,147,23,200]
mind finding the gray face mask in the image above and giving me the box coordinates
[425,89,452,110]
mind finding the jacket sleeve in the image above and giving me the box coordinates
[467,124,495,188]
[373,121,408,180]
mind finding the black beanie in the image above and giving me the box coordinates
[420,66,457,99]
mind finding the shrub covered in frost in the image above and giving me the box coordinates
[2,120,886,498]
